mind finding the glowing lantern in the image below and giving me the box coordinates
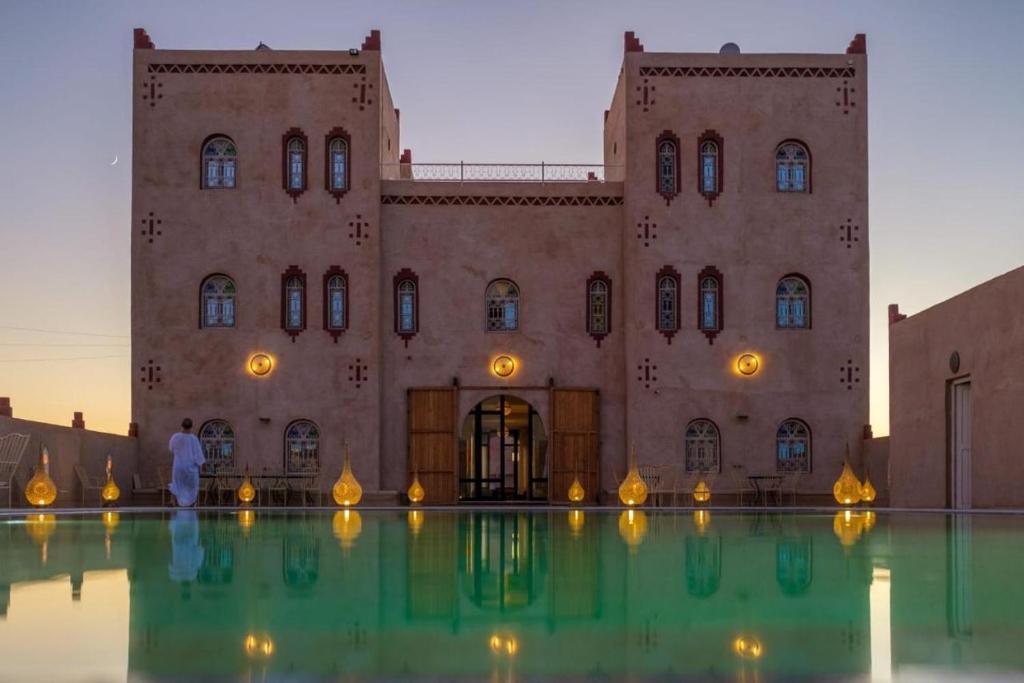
[101,455,120,505]
[618,509,648,548]
[243,633,274,659]
[489,634,519,657]
[736,353,760,376]
[832,509,865,547]
[408,509,424,536]
[238,509,255,533]
[618,449,649,507]
[568,476,585,504]
[860,474,877,504]
[333,509,362,550]
[332,447,362,506]
[492,355,515,378]
[248,353,273,377]
[25,447,57,508]
[693,509,711,535]
[407,473,425,504]
[237,476,256,505]
[832,448,862,506]
[733,634,764,660]
[693,478,711,505]
[568,509,585,537]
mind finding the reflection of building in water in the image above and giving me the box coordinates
[870,566,892,683]
[947,515,972,641]
[460,513,546,612]
[686,534,721,598]
[776,536,813,596]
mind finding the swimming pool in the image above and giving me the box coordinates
[0,509,1019,682]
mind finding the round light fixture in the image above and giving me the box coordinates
[737,353,759,376]
[248,353,273,377]
[492,355,515,378]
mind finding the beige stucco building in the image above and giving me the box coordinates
[130,28,870,504]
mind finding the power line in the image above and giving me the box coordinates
[0,325,129,339]
[0,355,128,363]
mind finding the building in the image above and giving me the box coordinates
[130,28,870,504]
[888,266,1024,509]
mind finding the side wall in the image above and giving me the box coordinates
[889,266,1024,508]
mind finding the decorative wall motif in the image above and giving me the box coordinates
[380,195,623,207]
[838,218,860,249]
[635,77,656,113]
[348,215,370,246]
[835,80,857,115]
[139,75,163,108]
[637,358,658,389]
[640,65,855,79]
[148,63,365,75]
[348,359,369,389]
[636,216,657,247]
[839,359,861,390]
[140,360,162,390]
[140,212,163,243]
[352,74,375,111]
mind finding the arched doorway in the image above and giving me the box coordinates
[459,395,547,501]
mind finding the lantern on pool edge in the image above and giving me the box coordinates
[833,455,863,506]
[407,472,425,505]
[568,476,585,504]
[101,454,120,505]
[618,447,648,507]
[25,447,57,508]
[693,478,711,505]
[860,474,877,504]
[332,446,363,507]
[238,476,256,505]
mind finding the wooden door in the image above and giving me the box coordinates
[549,388,600,504]
[950,379,972,509]
[408,387,458,504]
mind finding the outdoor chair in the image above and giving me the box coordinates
[156,465,172,506]
[0,433,30,508]
[780,471,802,506]
[261,475,290,506]
[132,472,164,505]
[74,463,106,507]
[211,470,242,506]
[294,472,327,507]
[718,464,756,507]
[637,465,662,506]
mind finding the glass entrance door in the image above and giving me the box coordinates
[459,395,547,501]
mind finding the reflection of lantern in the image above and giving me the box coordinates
[332,448,362,506]
[243,633,274,659]
[408,509,424,536]
[832,449,862,506]
[489,633,519,657]
[101,454,120,505]
[618,509,648,548]
[238,509,255,533]
[238,477,256,504]
[102,510,119,531]
[833,509,865,547]
[332,509,362,550]
[733,634,764,660]
[693,479,711,504]
[24,513,56,564]
[567,509,585,537]
[693,509,711,535]
[407,473,425,504]
[862,509,877,533]
[568,476,585,504]
[618,467,648,507]
[860,475,877,504]
[25,447,57,507]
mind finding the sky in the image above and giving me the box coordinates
[0,0,1022,436]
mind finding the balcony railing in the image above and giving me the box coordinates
[381,162,616,182]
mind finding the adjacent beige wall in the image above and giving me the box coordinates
[889,266,1024,508]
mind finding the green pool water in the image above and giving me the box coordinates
[0,509,1021,682]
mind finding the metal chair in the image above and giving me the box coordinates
[780,471,802,506]
[74,463,106,506]
[156,465,172,506]
[0,433,30,507]
[294,472,327,507]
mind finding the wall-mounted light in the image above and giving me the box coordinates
[248,353,273,377]
[492,355,516,378]
[736,353,760,376]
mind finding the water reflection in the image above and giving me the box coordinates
[0,510,1022,682]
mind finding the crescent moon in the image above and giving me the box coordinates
[109,155,118,166]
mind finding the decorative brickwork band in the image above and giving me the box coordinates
[147,63,365,75]
[0,397,11,418]
[381,195,623,207]
[134,28,154,50]
[72,412,85,429]
[640,65,855,79]
[846,34,867,55]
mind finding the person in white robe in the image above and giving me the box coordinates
[168,418,206,507]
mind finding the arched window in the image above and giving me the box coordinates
[200,275,236,328]
[776,419,811,472]
[656,266,680,341]
[656,132,680,200]
[701,141,718,193]
[685,419,720,473]
[281,267,306,337]
[698,267,723,342]
[586,272,611,344]
[323,269,348,338]
[283,130,307,196]
[202,136,237,189]
[776,141,810,193]
[776,275,811,329]
[285,420,320,475]
[486,279,520,332]
[326,132,349,196]
[199,419,235,474]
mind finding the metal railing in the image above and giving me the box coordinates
[381,162,615,182]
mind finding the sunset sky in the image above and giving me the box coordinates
[1,0,1022,435]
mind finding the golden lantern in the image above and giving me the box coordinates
[237,476,256,505]
[408,509,424,536]
[693,509,711,535]
[860,474,877,504]
[243,633,274,659]
[736,353,760,376]
[333,509,362,550]
[567,509,585,536]
[489,634,519,657]
[25,447,57,508]
[568,476,585,504]
[407,473,425,505]
[101,454,120,505]
[832,509,865,547]
[238,509,256,533]
[832,447,862,506]
[693,478,711,505]
[618,509,648,548]
[618,447,649,507]
[492,355,515,378]
[248,353,273,377]
[332,447,362,506]
[733,634,764,660]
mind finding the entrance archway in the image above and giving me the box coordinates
[459,395,547,501]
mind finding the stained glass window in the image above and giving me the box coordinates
[776,419,811,472]
[776,142,809,192]
[776,276,810,329]
[588,279,608,335]
[700,277,719,331]
[287,137,305,190]
[486,279,519,332]
[327,274,346,330]
[658,275,678,332]
[658,140,677,195]
[202,136,237,189]
[685,419,720,473]
[398,280,416,333]
[201,275,236,328]
[701,141,719,194]
[285,420,320,475]
[329,138,348,191]
[199,420,235,474]
[285,276,304,330]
